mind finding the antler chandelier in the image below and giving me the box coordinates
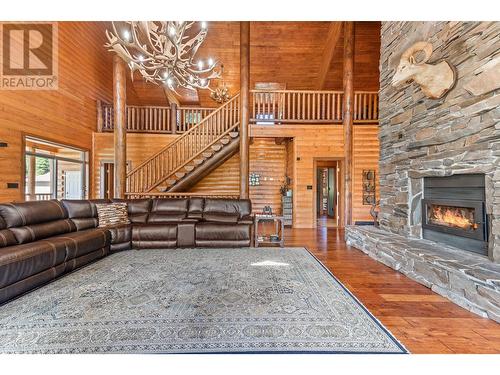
[210,65,232,103]
[105,21,220,93]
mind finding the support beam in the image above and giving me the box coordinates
[164,88,180,106]
[113,55,127,199]
[315,22,343,90]
[342,22,354,226]
[27,148,36,201]
[170,102,178,134]
[239,21,250,199]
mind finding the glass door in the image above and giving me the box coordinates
[25,137,88,201]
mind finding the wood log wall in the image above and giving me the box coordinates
[188,126,379,226]
[92,126,378,227]
[91,133,178,198]
[0,22,113,202]
[189,138,287,214]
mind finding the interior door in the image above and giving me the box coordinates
[102,163,115,199]
[64,170,83,199]
[327,167,336,217]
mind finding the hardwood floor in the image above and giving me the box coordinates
[285,227,500,354]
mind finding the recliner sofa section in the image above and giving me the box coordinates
[0,200,110,305]
[0,197,253,304]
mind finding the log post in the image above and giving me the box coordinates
[27,147,36,201]
[96,99,103,132]
[342,22,354,226]
[170,102,178,134]
[113,55,127,199]
[239,21,250,199]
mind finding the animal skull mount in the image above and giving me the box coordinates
[391,41,456,99]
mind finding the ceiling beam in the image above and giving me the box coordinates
[315,22,343,90]
[164,88,180,106]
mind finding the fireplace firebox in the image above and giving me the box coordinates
[421,174,488,256]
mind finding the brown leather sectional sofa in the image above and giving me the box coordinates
[0,197,253,305]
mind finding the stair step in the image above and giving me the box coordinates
[220,137,230,145]
[202,151,214,159]
[211,144,223,152]
[157,186,169,192]
[184,165,195,172]
[175,172,186,179]
[194,158,204,166]
[229,132,239,138]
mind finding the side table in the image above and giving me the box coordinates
[254,214,285,247]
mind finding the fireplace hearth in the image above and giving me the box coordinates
[421,174,488,256]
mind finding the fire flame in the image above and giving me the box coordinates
[429,205,476,230]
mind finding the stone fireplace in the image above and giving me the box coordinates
[416,174,488,256]
[346,21,500,322]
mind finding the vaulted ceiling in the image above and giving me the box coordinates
[102,21,381,108]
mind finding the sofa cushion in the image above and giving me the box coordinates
[96,203,130,227]
[0,230,16,248]
[0,241,67,289]
[132,224,178,242]
[238,215,255,225]
[203,212,239,223]
[0,217,16,248]
[106,224,132,244]
[148,199,188,223]
[203,199,251,219]
[195,223,251,241]
[112,199,151,223]
[9,219,76,244]
[61,199,108,230]
[132,224,178,249]
[0,200,67,228]
[51,228,110,260]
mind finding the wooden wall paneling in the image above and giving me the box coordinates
[91,133,178,198]
[189,138,286,214]
[250,124,377,228]
[0,22,113,202]
[178,22,381,107]
[353,124,380,222]
[315,22,343,89]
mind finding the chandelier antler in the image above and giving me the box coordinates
[105,21,220,93]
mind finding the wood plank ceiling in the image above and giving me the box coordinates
[101,21,381,108]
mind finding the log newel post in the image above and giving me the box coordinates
[170,102,178,134]
[342,21,354,226]
[113,55,127,199]
[239,21,250,199]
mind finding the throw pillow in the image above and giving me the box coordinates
[95,202,130,228]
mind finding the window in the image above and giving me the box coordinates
[24,137,89,201]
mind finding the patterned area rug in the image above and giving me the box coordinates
[0,248,407,354]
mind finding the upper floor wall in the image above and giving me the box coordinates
[0,22,113,203]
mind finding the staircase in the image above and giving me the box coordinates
[126,94,240,194]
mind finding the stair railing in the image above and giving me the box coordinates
[126,94,240,193]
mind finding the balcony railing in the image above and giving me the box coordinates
[98,90,378,134]
[250,90,378,124]
[25,193,53,201]
[98,103,215,134]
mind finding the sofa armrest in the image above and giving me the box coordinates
[238,215,254,225]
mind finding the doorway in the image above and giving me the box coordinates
[24,136,89,201]
[100,161,131,199]
[316,161,339,228]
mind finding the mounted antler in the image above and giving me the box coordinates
[392,41,456,99]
